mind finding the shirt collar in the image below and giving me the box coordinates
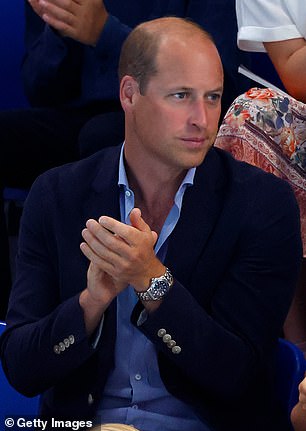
[118,143,196,191]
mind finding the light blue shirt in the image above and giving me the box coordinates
[95,145,210,431]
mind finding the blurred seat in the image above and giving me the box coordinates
[3,188,29,202]
[276,338,306,426]
[0,322,39,423]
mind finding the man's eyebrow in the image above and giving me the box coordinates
[169,86,223,92]
[166,86,224,95]
[207,86,223,93]
[168,86,193,92]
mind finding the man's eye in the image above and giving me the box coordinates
[207,93,221,102]
[173,92,188,100]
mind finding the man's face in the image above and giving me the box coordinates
[125,34,223,173]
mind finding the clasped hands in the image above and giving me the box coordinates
[27,0,108,45]
[80,208,166,307]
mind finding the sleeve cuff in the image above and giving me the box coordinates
[91,314,105,349]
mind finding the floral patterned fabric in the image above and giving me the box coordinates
[215,87,306,255]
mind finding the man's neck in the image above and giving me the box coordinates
[124,154,186,234]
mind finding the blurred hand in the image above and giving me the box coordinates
[298,377,306,410]
[27,0,108,45]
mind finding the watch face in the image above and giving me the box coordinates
[136,269,173,301]
[149,279,169,299]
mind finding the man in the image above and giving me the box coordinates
[0,0,251,321]
[0,18,302,431]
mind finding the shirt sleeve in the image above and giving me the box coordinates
[92,315,105,349]
[236,0,304,52]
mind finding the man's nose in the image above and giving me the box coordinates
[189,100,208,129]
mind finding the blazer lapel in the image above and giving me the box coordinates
[165,148,226,286]
[82,145,122,223]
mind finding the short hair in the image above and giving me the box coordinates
[118,17,214,94]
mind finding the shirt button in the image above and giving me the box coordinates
[135,374,142,381]
[125,190,132,197]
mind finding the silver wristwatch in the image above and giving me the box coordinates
[135,268,173,301]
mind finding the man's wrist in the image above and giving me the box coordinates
[90,11,109,46]
[79,287,113,311]
[135,267,173,301]
[79,289,111,335]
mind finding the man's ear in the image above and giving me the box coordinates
[120,76,139,108]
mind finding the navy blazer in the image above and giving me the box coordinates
[1,146,302,430]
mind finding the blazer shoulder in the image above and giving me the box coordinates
[211,147,300,223]
[34,145,121,191]
[214,147,294,194]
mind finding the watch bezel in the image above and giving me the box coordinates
[136,268,173,301]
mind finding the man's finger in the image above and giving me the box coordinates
[129,208,150,232]
[98,216,135,242]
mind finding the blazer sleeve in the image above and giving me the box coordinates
[0,173,97,397]
[21,6,131,107]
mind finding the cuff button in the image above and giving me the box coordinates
[167,340,176,348]
[172,345,181,354]
[162,334,171,343]
[157,329,166,337]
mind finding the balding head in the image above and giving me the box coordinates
[118,17,216,94]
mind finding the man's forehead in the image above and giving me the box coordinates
[158,31,213,52]
[154,39,222,80]
[156,34,220,67]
